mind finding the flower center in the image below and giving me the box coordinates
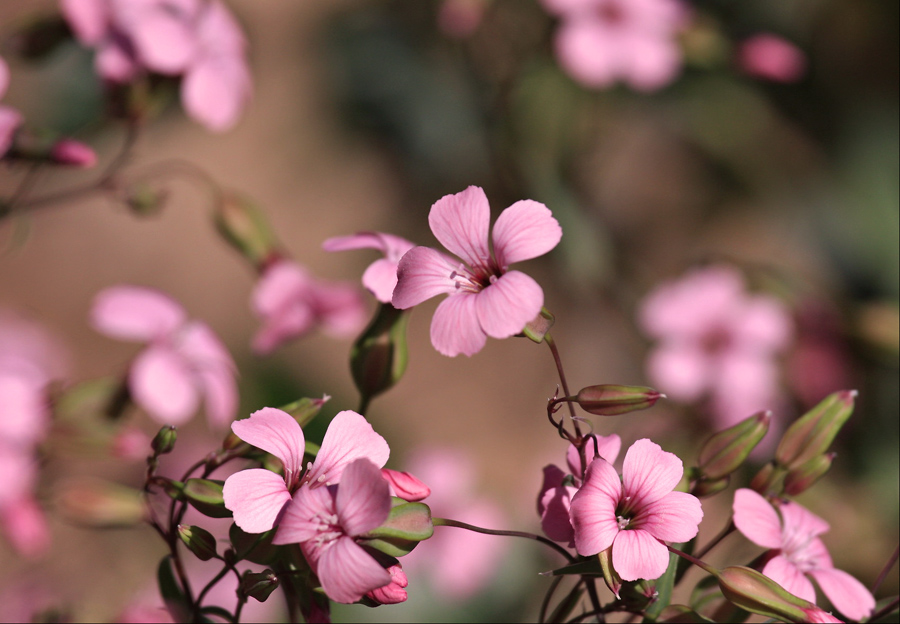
[616,515,631,530]
[597,0,626,25]
[449,264,496,293]
[310,511,343,549]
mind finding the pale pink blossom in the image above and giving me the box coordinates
[251,259,367,354]
[392,186,561,357]
[366,564,409,605]
[274,458,393,604]
[322,232,416,304]
[738,34,806,83]
[49,138,97,167]
[90,285,238,427]
[538,435,621,545]
[223,408,389,534]
[541,0,688,91]
[733,488,875,621]
[638,265,793,429]
[569,438,703,581]
[0,57,23,156]
[0,448,50,557]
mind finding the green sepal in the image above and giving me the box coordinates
[280,396,330,429]
[158,555,190,622]
[350,304,410,408]
[239,569,279,602]
[183,479,231,518]
[229,523,279,565]
[522,307,555,343]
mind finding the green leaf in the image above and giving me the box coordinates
[157,555,190,622]
[550,558,604,576]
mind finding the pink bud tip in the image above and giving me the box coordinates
[50,139,97,168]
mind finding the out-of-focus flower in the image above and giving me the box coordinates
[0,449,50,557]
[251,259,367,354]
[49,138,97,168]
[541,0,688,91]
[732,488,875,621]
[738,34,806,83]
[638,265,793,429]
[366,564,409,605]
[223,408,390,533]
[393,186,562,357]
[0,57,24,156]
[786,302,851,409]
[90,285,238,427]
[274,458,393,604]
[322,231,416,304]
[437,0,487,38]
[570,438,703,581]
[537,435,621,545]
[60,0,251,131]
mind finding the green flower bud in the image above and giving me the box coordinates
[183,479,231,518]
[575,384,664,416]
[280,395,331,429]
[697,411,771,480]
[239,570,279,602]
[691,476,731,498]
[783,452,835,496]
[350,304,410,410]
[214,192,280,269]
[177,525,218,561]
[56,478,146,527]
[717,566,822,623]
[775,391,856,469]
[359,501,433,557]
[151,425,177,456]
[597,546,622,599]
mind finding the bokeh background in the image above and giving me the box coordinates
[0,1,897,622]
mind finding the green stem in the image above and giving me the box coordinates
[694,518,735,560]
[433,517,575,563]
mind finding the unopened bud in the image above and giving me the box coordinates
[697,411,771,480]
[239,569,279,602]
[381,468,430,502]
[717,566,827,623]
[49,139,97,168]
[183,479,230,518]
[750,461,782,494]
[125,181,168,217]
[221,430,246,451]
[597,546,622,599]
[691,475,731,498]
[56,478,146,527]
[574,384,664,416]
[280,395,331,428]
[776,390,856,468]
[361,502,434,557]
[214,192,280,268]
[522,307,555,344]
[177,524,218,561]
[783,453,835,496]
[151,425,177,456]
[350,304,410,407]
[365,565,408,605]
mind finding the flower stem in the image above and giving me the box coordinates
[433,517,575,563]
[665,544,718,576]
[694,517,735,560]
[872,544,899,593]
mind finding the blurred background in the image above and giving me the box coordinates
[0,0,897,621]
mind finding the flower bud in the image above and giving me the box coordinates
[177,525,218,561]
[49,139,97,167]
[381,469,430,502]
[350,304,410,408]
[151,425,177,456]
[239,569,279,602]
[125,181,168,217]
[783,452,835,496]
[360,502,434,557]
[574,384,664,416]
[775,390,856,469]
[280,395,330,428]
[691,475,731,498]
[717,566,827,623]
[214,192,280,268]
[697,411,771,480]
[597,546,622,599]
[522,307,555,344]
[365,565,408,605]
[56,478,146,527]
[182,479,231,518]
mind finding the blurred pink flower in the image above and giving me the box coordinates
[638,265,793,428]
[60,0,251,131]
[538,435,621,545]
[274,458,393,604]
[90,285,238,427]
[733,488,875,621]
[223,408,389,533]
[322,231,416,304]
[738,34,806,83]
[541,0,688,91]
[570,438,703,581]
[437,0,487,38]
[49,138,97,168]
[392,186,562,357]
[251,259,367,354]
[0,57,23,156]
[0,448,50,557]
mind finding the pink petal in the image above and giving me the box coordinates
[802,537,834,570]
[570,458,621,557]
[809,567,875,621]
[568,435,621,476]
[253,261,313,317]
[0,106,23,156]
[381,469,431,502]
[179,321,236,371]
[537,464,566,515]
[555,20,621,89]
[739,34,806,83]
[475,270,544,339]
[317,536,392,604]
[430,293,487,357]
[762,555,816,603]
[305,411,390,487]
[335,459,391,537]
[491,199,562,267]
[0,448,36,506]
[222,468,292,533]
[95,40,139,82]
[361,258,402,303]
[0,495,50,558]
[130,345,198,425]
[0,374,48,446]
[645,343,711,402]
[195,0,246,55]
[621,35,681,92]
[613,529,671,581]
[712,353,779,427]
[540,486,576,544]
[392,246,458,309]
[540,0,596,16]
[731,295,793,352]
[309,280,367,337]
[779,501,830,544]
[273,484,334,545]
[91,286,186,341]
[181,54,251,132]
[636,491,703,542]
[322,232,415,262]
[428,186,491,269]
[251,308,313,355]
[127,7,196,74]
[231,408,305,481]
[732,488,784,549]
[60,0,109,45]
[622,439,683,507]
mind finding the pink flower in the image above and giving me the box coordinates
[0,448,50,557]
[250,259,367,354]
[738,34,806,83]
[90,285,238,427]
[437,0,486,38]
[223,408,390,534]
[60,0,251,131]
[392,186,562,357]
[322,232,416,304]
[273,458,393,604]
[569,438,703,581]
[538,435,621,545]
[49,138,97,168]
[0,57,23,157]
[381,468,430,502]
[638,265,793,428]
[541,0,688,91]
[366,564,409,605]
[733,488,875,621]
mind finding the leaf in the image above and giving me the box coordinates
[157,555,190,622]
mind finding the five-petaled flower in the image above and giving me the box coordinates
[733,488,875,621]
[569,438,703,581]
[392,186,562,357]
